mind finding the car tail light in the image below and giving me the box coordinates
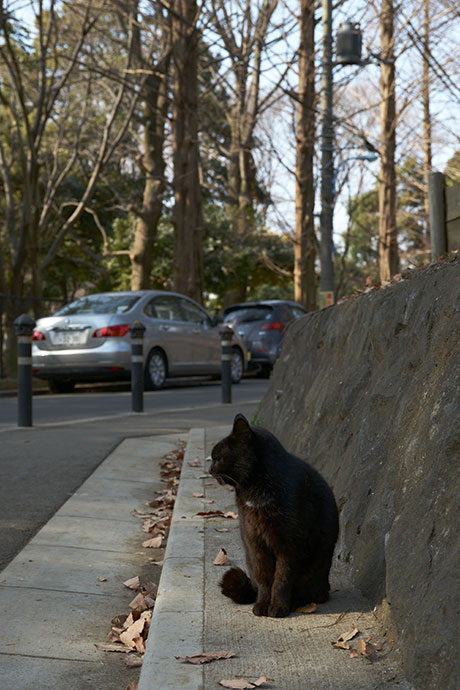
[32,330,46,341]
[92,324,130,338]
[260,321,284,331]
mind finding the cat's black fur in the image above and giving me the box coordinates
[210,414,339,618]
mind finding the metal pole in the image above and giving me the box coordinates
[220,325,233,404]
[319,0,335,309]
[428,172,447,260]
[14,314,36,427]
[130,320,145,413]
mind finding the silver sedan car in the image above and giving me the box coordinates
[32,291,248,393]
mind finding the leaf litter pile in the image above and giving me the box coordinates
[95,443,185,671]
[331,625,386,662]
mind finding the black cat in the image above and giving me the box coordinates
[210,414,339,618]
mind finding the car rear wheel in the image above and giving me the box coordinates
[48,378,76,394]
[145,349,167,390]
[231,347,244,384]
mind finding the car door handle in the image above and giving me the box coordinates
[160,324,170,331]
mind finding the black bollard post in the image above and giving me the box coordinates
[130,320,146,413]
[14,314,36,427]
[220,325,233,404]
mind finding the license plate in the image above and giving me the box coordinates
[52,330,87,346]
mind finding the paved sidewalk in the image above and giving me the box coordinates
[140,427,414,690]
[0,433,184,689]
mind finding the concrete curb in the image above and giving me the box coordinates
[139,427,207,690]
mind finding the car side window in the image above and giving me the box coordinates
[180,299,211,329]
[290,306,307,319]
[144,300,157,318]
[147,296,183,321]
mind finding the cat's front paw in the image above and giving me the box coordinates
[252,601,269,616]
[268,602,290,618]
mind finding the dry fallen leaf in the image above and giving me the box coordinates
[119,618,147,652]
[123,576,141,590]
[201,498,215,504]
[358,638,368,655]
[213,548,231,566]
[354,638,383,660]
[219,677,270,689]
[142,535,163,548]
[111,614,128,627]
[95,643,133,653]
[192,492,204,498]
[215,528,229,533]
[97,577,108,582]
[219,680,254,689]
[129,593,150,613]
[125,655,143,668]
[295,603,317,614]
[176,650,236,665]
[332,640,351,650]
[126,682,139,690]
[196,510,238,519]
[331,627,359,650]
[188,457,201,467]
[141,581,157,598]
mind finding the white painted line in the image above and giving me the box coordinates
[0,400,261,433]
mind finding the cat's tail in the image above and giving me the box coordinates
[220,566,257,604]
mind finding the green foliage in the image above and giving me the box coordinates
[336,155,429,297]
[445,150,460,186]
[203,203,293,308]
[397,156,426,257]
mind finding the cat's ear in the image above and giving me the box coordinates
[232,414,251,436]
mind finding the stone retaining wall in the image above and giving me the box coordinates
[257,255,460,690]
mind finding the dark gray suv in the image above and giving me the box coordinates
[222,300,306,377]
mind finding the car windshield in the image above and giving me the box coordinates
[55,294,140,316]
[224,306,273,324]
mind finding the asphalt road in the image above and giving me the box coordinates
[0,377,266,430]
[0,378,268,572]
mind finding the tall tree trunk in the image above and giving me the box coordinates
[294,0,316,311]
[422,0,432,250]
[130,64,170,290]
[378,0,398,282]
[171,0,203,303]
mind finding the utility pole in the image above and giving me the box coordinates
[319,0,335,308]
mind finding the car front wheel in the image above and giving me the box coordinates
[231,347,244,384]
[144,349,167,390]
